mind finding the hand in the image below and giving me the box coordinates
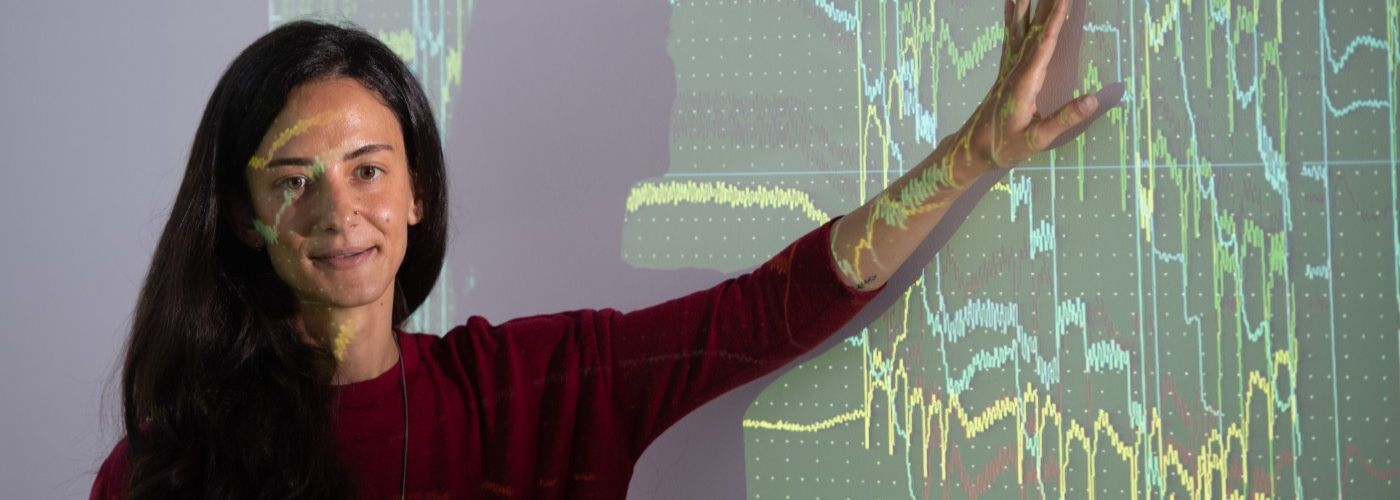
[950,0,1101,171]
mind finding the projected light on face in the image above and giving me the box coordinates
[243,77,424,336]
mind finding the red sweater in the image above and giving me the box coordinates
[90,216,883,499]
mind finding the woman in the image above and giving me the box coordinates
[91,0,1096,497]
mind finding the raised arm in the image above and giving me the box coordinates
[830,0,1102,291]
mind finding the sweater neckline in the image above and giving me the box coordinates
[335,328,415,410]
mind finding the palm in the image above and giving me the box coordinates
[954,0,1098,170]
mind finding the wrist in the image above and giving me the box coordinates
[933,130,996,187]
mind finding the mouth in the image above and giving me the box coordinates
[311,246,377,270]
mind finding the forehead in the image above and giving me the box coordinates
[255,77,403,156]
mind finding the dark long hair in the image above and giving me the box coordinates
[118,20,448,498]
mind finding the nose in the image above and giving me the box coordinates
[308,170,361,234]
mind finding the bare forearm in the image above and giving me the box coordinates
[829,134,993,291]
[827,0,1101,292]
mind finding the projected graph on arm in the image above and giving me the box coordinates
[619,0,1400,498]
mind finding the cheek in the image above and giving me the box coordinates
[367,198,404,228]
[264,246,307,290]
[378,211,409,245]
[370,205,411,254]
[252,194,300,240]
[266,242,303,270]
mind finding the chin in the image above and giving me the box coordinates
[297,281,390,309]
[274,255,398,309]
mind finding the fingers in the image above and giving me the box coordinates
[1001,0,1017,65]
[1029,93,1098,151]
[991,0,1088,164]
[1035,0,1072,62]
[1015,0,1032,40]
[1032,0,1057,28]
[1004,0,1015,36]
[1018,0,1072,97]
[1004,0,1030,67]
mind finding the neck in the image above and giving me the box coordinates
[297,284,400,386]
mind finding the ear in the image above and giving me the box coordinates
[226,196,266,248]
[407,196,424,226]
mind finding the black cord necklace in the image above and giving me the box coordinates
[392,329,409,500]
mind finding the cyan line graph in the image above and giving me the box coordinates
[264,0,1400,497]
[619,0,1400,498]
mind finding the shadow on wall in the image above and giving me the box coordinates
[438,0,1094,498]
[450,1,727,321]
[448,2,750,498]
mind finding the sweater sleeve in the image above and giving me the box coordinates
[599,215,885,454]
[89,438,130,500]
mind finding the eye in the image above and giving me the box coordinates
[356,165,384,181]
[279,176,307,191]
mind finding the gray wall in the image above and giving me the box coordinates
[1,2,264,497]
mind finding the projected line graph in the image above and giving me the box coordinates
[261,0,1398,497]
[269,0,470,134]
[626,180,832,224]
[619,0,1400,498]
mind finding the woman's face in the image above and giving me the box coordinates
[242,77,422,310]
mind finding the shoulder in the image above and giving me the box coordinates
[415,310,623,369]
[434,309,621,343]
[90,437,131,500]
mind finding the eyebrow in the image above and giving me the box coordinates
[261,143,395,170]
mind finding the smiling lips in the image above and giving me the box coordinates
[311,246,376,270]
